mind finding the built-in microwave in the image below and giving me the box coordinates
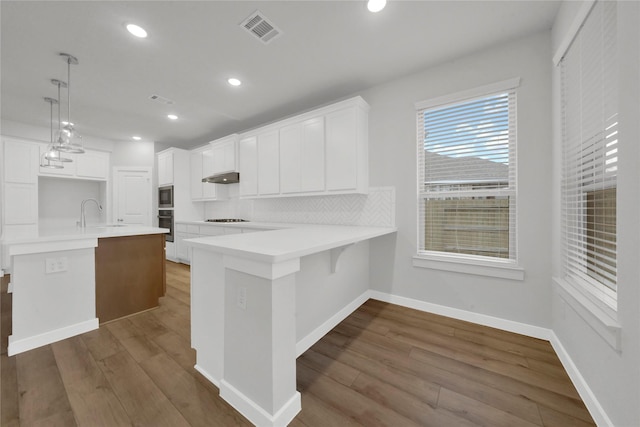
[158,185,174,208]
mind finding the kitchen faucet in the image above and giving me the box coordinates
[80,198,103,228]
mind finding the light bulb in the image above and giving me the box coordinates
[367,0,386,12]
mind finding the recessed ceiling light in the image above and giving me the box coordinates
[167,114,178,120]
[367,0,386,12]
[228,78,242,87]
[126,24,148,38]
[132,136,142,141]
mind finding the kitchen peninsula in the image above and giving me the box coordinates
[1,225,168,356]
[186,223,396,426]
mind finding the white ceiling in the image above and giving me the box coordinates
[1,0,560,149]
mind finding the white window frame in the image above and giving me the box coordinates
[413,78,524,281]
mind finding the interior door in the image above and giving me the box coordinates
[114,167,152,225]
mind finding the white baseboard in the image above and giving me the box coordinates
[369,290,551,340]
[295,290,370,357]
[549,332,614,427]
[194,364,220,388]
[220,380,301,427]
[8,318,98,356]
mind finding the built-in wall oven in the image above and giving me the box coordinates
[158,209,174,242]
[158,185,174,208]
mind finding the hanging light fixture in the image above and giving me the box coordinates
[40,97,64,169]
[55,53,84,154]
[45,79,73,163]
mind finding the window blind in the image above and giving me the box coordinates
[417,89,517,261]
[561,0,617,305]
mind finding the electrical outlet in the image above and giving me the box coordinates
[45,257,68,273]
[237,286,247,310]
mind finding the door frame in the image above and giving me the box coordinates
[112,166,153,226]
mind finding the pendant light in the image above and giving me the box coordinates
[45,79,73,163]
[55,53,84,154]
[40,97,64,169]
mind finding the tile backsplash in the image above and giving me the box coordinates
[204,186,395,227]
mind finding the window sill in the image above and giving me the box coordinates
[553,277,621,351]
[412,255,524,281]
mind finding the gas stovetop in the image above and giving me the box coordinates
[205,219,248,223]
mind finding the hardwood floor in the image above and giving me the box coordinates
[1,261,596,426]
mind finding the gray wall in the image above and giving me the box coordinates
[364,31,553,328]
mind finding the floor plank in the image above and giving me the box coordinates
[97,350,191,427]
[51,337,131,426]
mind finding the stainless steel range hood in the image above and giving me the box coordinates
[202,172,240,184]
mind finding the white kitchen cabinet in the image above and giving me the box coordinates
[237,96,369,199]
[2,138,39,233]
[257,129,280,196]
[157,150,174,186]
[325,105,367,192]
[76,150,109,180]
[190,151,204,200]
[39,146,109,181]
[4,183,37,225]
[239,136,258,197]
[209,135,238,175]
[280,116,325,194]
[5,139,39,184]
[189,148,220,202]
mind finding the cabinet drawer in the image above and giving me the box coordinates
[199,226,225,236]
[187,225,200,234]
[176,223,188,232]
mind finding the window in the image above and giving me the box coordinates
[416,79,518,266]
[560,0,618,309]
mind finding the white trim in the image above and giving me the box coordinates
[549,332,615,427]
[553,0,597,66]
[415,77,521,110]
[7,318,98,356]
[296,290,370,357]
[553,277,621,351]
[193,364,220,388]
[412,255,525,281]
[220,380,301,427]
[369,290,549,340]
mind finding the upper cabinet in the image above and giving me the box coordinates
[2,138,39,231]
[157,150,174,186]
[190,148,221,201]
[39,146,109,181]
[280,116,325,195]
[238,96,369,199]
[209,135,238,175]
[238,136,258,198]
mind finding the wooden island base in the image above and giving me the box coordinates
[95,234,166,323]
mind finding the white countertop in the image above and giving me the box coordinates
[185,223,396,263]
[1,225,169,245]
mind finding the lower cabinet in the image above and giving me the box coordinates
[175,223,249,264]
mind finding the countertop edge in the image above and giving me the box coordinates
[185,225,397,263]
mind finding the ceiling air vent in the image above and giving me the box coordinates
[241,10,282,44]
[149,94,174,105]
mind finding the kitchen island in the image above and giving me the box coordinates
[186,223,396,426]
[1,225,168,356]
